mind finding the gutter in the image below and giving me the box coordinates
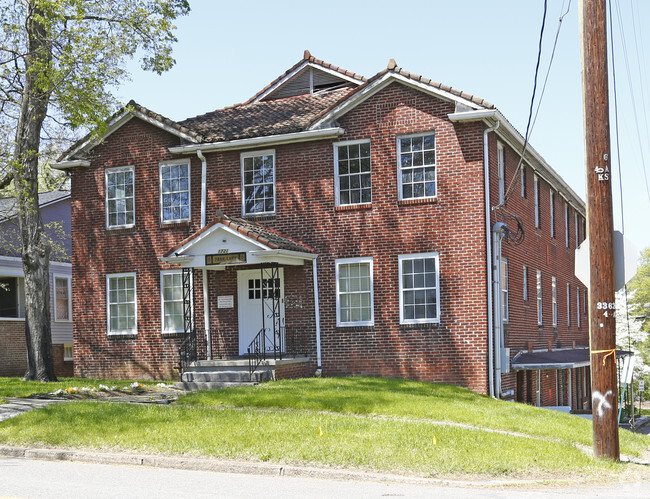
[483,120,500,398]
[449,109,585,214]
[169,127,345,155]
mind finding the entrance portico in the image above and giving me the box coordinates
[161,213,319,371]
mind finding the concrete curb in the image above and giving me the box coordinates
[0,445,556,488]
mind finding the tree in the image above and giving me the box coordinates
[624,247,650,385]
[1,0,190,381]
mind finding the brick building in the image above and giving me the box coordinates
[0,191,74,377]
[56,52,592,410]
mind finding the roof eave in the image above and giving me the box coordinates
[310,72,487,130]
[449,108,586,213]
[60,108,200,162]
[51,159,91,170]
[168,127,345,155]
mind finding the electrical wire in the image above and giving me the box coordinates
[501,0,571,207]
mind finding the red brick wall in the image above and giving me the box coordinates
[489,134,588,403]
[69,82,583,398]
[52,344,73,378]
[0,320,27,376]
[275,360,315,380]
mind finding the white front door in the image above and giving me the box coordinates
[237,268,285,355]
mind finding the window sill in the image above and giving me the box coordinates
[400,321,440,330]
[398,197,438,207]
[162,331,186,338]
[337,325,374,331]
[244,214,276,222]
[106,227,135,235]
[334,203,372,212]
[160,221,192,229]
[0,317,25,322]
[107,332,137,339]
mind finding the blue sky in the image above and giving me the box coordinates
[117,0,650,257]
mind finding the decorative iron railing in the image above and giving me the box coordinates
[178,328,198,373]
[248,326,286,380]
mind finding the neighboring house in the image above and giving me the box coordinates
[55,51,594,411]
[0,190,73,377]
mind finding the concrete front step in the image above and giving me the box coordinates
[181,369,273,383]
[173,381,259,391]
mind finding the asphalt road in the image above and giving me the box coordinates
[1,456,649,499]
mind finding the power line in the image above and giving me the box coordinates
[501,0,571,207]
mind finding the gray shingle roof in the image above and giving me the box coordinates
[0,190,70,221]
[178,88,353,142]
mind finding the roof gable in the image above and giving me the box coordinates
[58,101,201,163]
[308,60,494,130]
[247,50,366,104]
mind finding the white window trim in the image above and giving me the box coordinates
[396,131,437,201]
[333,139,372,207]
[520,165,526,198]
[575,212,579,248]
[53,274,72,323]
[550,190,555,238]
[335,257,374,327]
[241,149,276,216]
[536,270,543,325]
[565,203,570,248]
[566,282,571,327]
[63,344,73,361]
[534,174,540,229]
[105,165,135,229]
[160,270,185,335]
[552,276,558,327]
[577,286,582,328]
[523,265,529,301]
[398,252,441,325]
[159,159,191,224]
[106,272,137,336]
[497,142,505,204]
[501,257,509,323]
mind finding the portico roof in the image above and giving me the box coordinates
[511,348,632,370]
[161,212,316,269]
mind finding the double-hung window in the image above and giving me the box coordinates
[552,276,558,327]
[160,161,190,223]
[564,203,570,247]
[106,166,135,229]
[399,253,440,324]
[577,286,582,327]
[497,142,505,204]
[536,270,543,325]
[501,257,509,322]
[397,132,436,200]
[566,283,571,327]
[550,190,556,238]
[161,270,184,334]
[242,150,275,215]
[107,273,137,335]
[534,174,540,229]
[336,258,373,326]
[334,140,371,206]
[523,265,529,301]
[54,275,72,322]
[0,276,24,318]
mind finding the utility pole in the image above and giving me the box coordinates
[580,0,619,460]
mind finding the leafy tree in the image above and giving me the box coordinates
[0,0,190,381]
[624,248,650,389]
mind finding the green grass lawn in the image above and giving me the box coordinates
[0,376,648,478]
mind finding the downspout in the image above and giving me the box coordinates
[492,222,507,399]
[312,258,322,371]
[484,120,500,398]
[197,150,211,359]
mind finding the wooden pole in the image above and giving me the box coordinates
[579,0,619,460]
